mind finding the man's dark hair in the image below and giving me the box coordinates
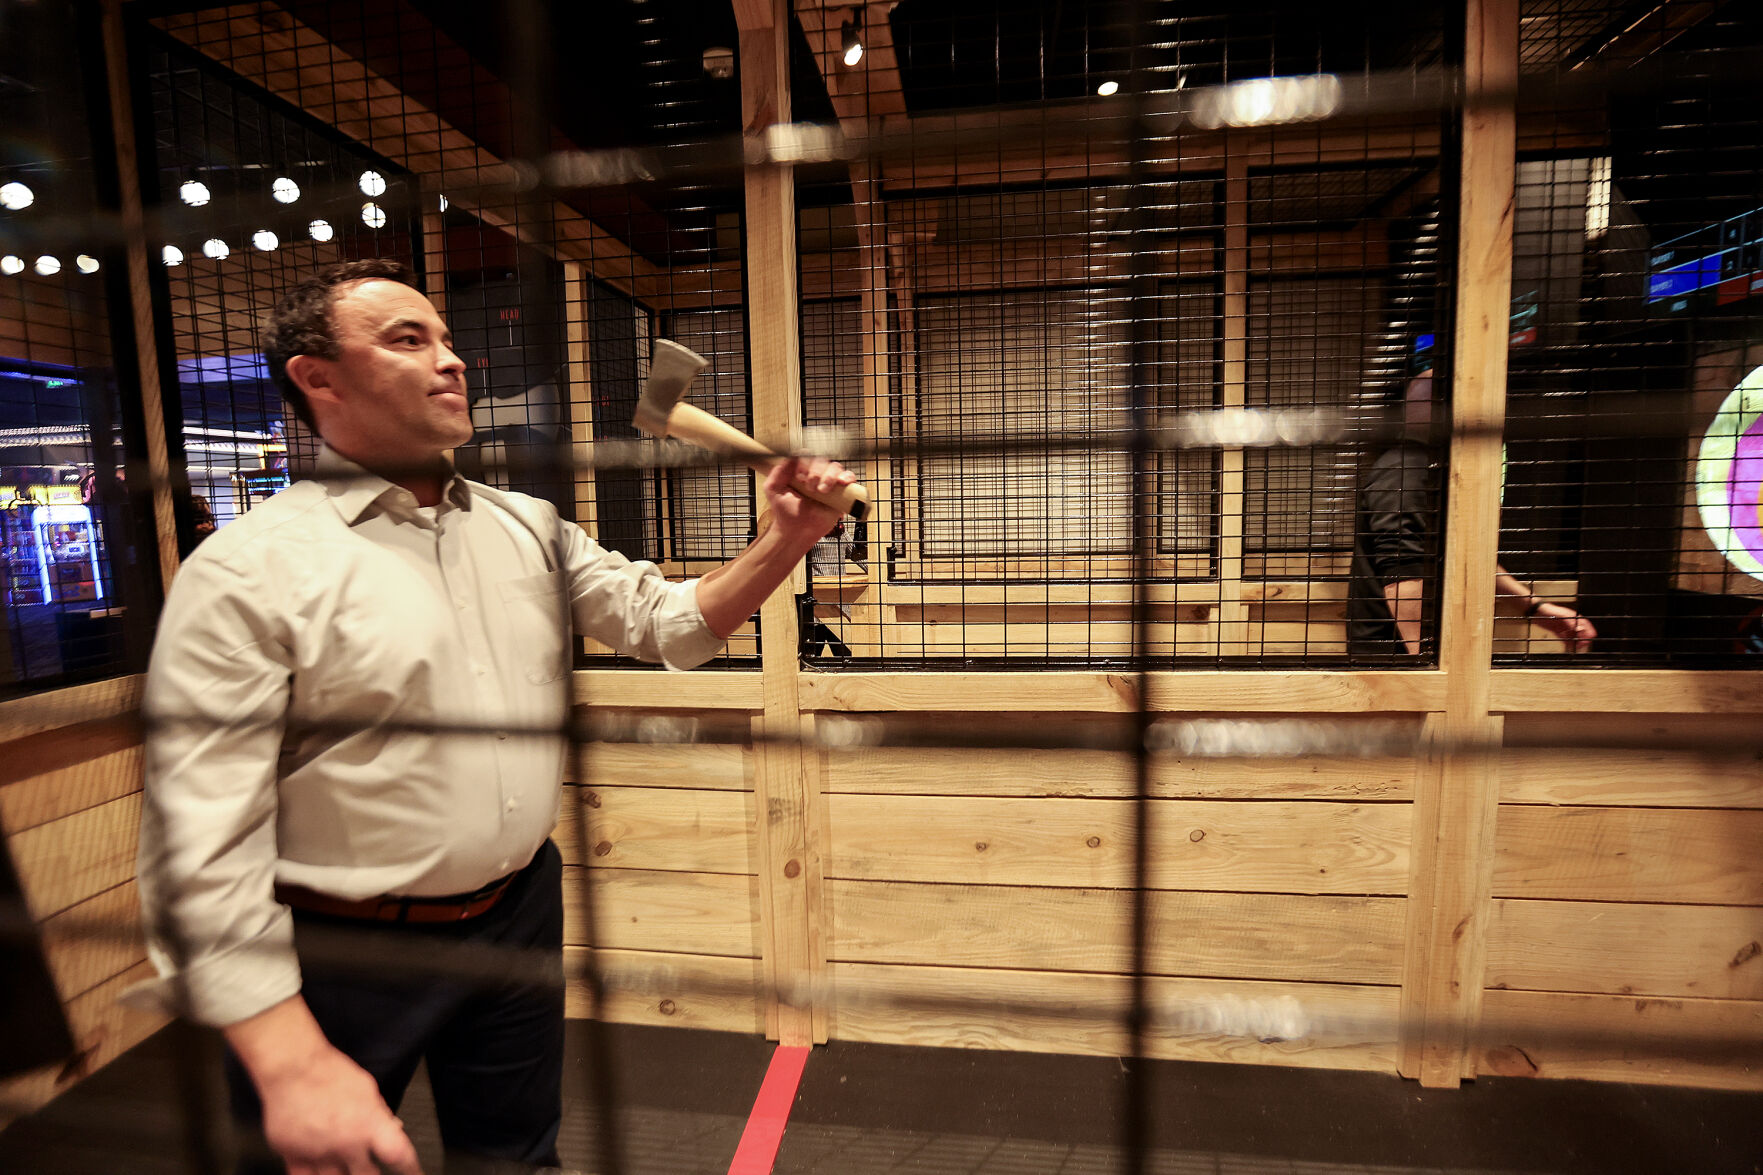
[262,258,419,429]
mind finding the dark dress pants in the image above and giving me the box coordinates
[227,840,565,1174]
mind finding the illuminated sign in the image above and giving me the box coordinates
[1696,364,1763,580]
[1649,208,1763,309]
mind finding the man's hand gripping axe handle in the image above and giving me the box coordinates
[633,339,870,519]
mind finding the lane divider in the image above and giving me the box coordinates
[727,1044,811,1175]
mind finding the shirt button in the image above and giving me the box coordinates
[496,730,508,741]
[473,664,487,677]
[505,797,517,811]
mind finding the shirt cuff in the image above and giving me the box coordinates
[127,909,302,1028]
[658,579,726,671]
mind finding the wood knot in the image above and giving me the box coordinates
[783,859,801,879]
[593,840,614,857]
[1731,941,1761,969]
[1085,836,1102,848]
[1188,829,1205,842]
[658,999,677,1016]
[585,791,602,808]
[974,841,988,852]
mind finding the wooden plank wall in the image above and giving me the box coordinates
[0,678,165,1129]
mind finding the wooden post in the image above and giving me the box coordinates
[1217,148,1251,652]
[563,262,599,532]
[737,0,823,1046]
[1398,0,1517,1089]
[100,0,180,595]
[847,164,891,655]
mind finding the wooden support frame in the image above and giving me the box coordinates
[739,0,825,1047]
[1398,0,1518,1090]
[101,0,180,595]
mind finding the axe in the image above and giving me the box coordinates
[634,339,870,519]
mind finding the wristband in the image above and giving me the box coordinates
[1522,598,1545,618]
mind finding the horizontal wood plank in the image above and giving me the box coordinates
[564,947,765,1034]
[0,747,143,836]
[562,866,760,958]
[1502,714,1763,808]
[1494,806,1763,905]
[9,793,142,920]
[829,795,1409,894]
[829,961,1398,1073]
[0,677,141,742]
[573,671,762,710]
[571,743,750,791]
[555,787,755,874]
[824,745,1416,800]
[800,672,1447,713]
[1487,899,1763,1001]
[38,881,146,1005]
[1490,671,1763,714]
[1478,988,1763,1091]
[829,880,1405,984]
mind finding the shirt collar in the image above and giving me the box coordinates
[314,445,473,525]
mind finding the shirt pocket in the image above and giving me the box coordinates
[496,573,569,683]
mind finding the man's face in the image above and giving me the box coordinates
[307,278,473,466]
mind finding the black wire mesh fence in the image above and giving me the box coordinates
[5,1,1763,1173]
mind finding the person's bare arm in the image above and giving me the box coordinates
[1495,563,1597,653]
[695,456,852,637]
[1381,578,1426,656]
[225,996,421,1175]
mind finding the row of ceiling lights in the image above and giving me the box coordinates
[3,171,422,273]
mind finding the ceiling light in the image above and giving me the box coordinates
[252,229,279,251]
[702,46,734,80]
[361,202,386,229]
[0,182,33,211]
[0,255,22,275]
[1097,80,1119,97]
[359,170,387,197]
[438,194,449,212]
[309,219,334,242]
[76,254,100,274]
[34,255,60,276]
[840,10,863,67]
[162,245,184,266]
[180,180,211,207]
[202,238,229,260]
[272,177,300,203]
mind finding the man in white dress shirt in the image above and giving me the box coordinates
[138,259,852,1175]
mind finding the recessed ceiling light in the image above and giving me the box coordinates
[0,182,33,211]
[272,177,300,203]
[162,245,184,266]
[202,238,229,260]
[359,170,386,197]
[34,255,60,276]
[309,219,334,243]
[180,180,211,207]
[252,229,279,251]
[76,254,100,274]
[361,202,386,229]
[1097,81,1120,97]
[0,255,23,275]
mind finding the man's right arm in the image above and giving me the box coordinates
[140,557,418,1174]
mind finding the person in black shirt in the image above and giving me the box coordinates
[1347,374,1596,658]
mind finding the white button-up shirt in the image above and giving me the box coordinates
[137,448,721,1026]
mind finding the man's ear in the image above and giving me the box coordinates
[285,354,340,415]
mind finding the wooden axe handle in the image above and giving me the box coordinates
[665,401,871,519]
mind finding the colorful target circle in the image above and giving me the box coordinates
[1696,364,1763,580]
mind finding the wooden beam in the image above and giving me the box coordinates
[739,0,822,1047]
[798,670,1449,713]
[102,0,180,595]
[1399,0,1517,1089]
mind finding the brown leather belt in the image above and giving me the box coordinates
[275,869,519,924]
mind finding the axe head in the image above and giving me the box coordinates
[633,339,711,438]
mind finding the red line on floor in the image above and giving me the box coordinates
[727,1043,811,1175]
